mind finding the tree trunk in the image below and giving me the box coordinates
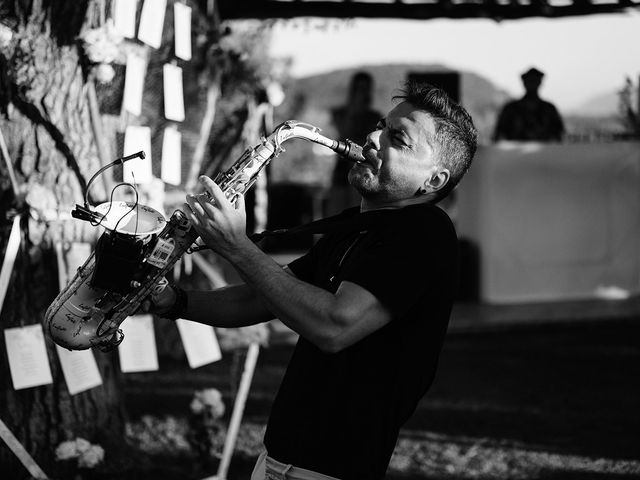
[0,5,125,478]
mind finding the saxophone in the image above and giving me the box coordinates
[45,120,363,352]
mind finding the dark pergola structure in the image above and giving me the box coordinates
[217,0,640,21]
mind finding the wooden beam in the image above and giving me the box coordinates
[216,0,639,20]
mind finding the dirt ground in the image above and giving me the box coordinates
[119,313,640,479]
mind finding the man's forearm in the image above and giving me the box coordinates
[181,283,274,328]
[227,241,342,349]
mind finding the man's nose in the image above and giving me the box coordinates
[365,129,381,150]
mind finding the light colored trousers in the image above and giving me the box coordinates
[250,450,341,480]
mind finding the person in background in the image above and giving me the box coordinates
[493,67,565,142]
[149,81,477,480]
[325,71,381,215]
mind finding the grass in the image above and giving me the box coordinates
[119,316,640,479]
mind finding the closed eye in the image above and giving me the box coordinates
[390,129,408,145]
[377,118,411,148]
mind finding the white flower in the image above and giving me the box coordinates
[200,388,225,418]
[190,396,205,414]
[266,82,285,107]
[55,438,104,468]
[75,437,92,453]
[0,23,13,49]
[94,63,115,84]
[78,445,105,469]
[191,389,225,418]
[80,19,123,64]
[55,440,79,461]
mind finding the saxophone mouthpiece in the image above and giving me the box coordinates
[333,139,365,164]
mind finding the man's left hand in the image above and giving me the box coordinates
[184,175,252,259]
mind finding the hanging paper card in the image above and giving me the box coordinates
[0,215,21,313]
[55,241,67,291]
[56,346,102,395]
[176,319,222,369]
[4,325,53,390]
[163,64,185,122]
[113,0,138,38]
[123,126,153,184]
[118,315,159,373]
[123,53,146,116]
[65,243,92,278]
[56,242,93,291]
[161,127,181,185]
[138,0,167,49]
[174,2,192,61]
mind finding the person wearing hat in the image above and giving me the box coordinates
[493,67,565,141]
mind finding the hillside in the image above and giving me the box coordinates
[568,89,619,117]
[268,64,632,187]
[277,63,511,141]
[270,64,511,186]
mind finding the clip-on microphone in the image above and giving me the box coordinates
[71,151,146,223]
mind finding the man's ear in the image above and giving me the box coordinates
[425,169,450,192]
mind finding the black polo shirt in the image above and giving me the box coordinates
[264,203,458,479]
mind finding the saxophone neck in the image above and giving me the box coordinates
[215,119,365,200]
[274,120,334,149]
[274,120,365,163]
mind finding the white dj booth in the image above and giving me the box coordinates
[456,141,640,304]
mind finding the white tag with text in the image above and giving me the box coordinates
[147,237,175,268]
[113,0,138,38]
[56,346,103,395]
[174,3,192,60]
[65,242,92,279]
[161,127,182,185]
[138,0,167,48]
[123,125,153,184]
[163,64,185,122]
[118,315,159,373]
[176,319,222,369]
[4,325,53,390]
[123,53,146,116]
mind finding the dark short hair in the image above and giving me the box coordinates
[393,81,477,200]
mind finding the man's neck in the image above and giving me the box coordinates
[360,194,436,212]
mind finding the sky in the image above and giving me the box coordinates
[268,11,640,113]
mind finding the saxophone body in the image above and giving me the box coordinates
[45,120,363,352]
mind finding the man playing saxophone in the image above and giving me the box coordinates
[150,81,477,480]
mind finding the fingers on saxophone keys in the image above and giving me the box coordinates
[194,192,217,217]
[186,194,207,218]
[200,176,229,211]
[184,198,203,225]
